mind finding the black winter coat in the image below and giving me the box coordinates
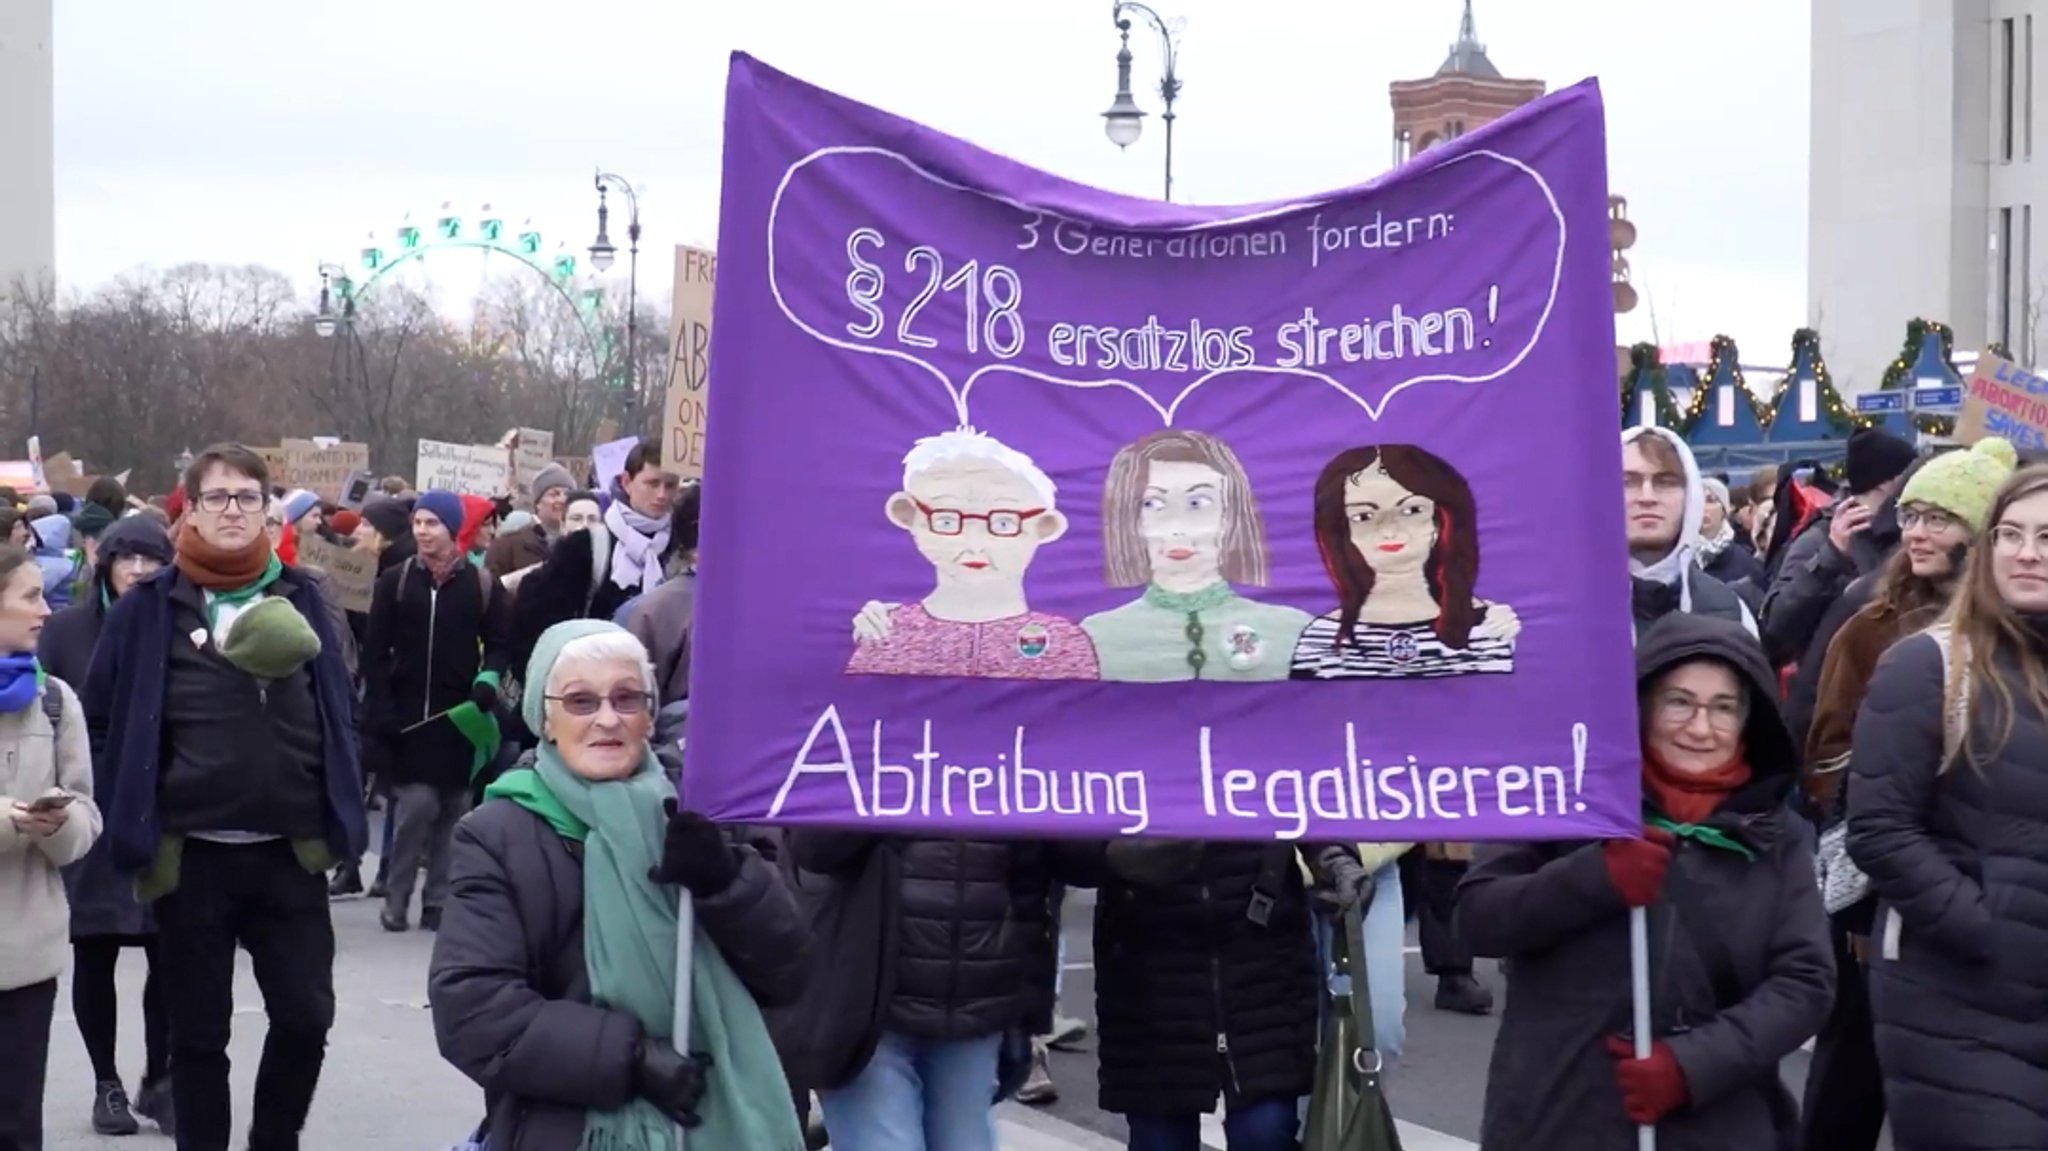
[1457,613,1834,1151]
[1759,501,1899,668]
[510,529,675,685]
[41,596,152,938]
[429,798,810,1151]
[1847,631,2048,1150]
[361,559,510,791]
[1072,841,1320,1116]
[789,833,1052,1043]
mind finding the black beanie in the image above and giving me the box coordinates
[360,495,413,544]
[1844,427,1917,495]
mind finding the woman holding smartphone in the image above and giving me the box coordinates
[0,540,102,1149]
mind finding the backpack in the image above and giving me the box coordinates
[397,556,494,613]
[1926,622,1972,768]
[41,682,62,729]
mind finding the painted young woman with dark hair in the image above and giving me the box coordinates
[1290,444,1520,680]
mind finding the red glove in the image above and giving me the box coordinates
[1601,828,1675,907]
[1604,1034,1689,1124]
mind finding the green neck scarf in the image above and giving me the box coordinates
[202,553,284,630]
[1142,581,1238,615]
[1645,812,1757,861]
[507,622,805,1151]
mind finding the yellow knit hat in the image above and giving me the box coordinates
[1899,437,2020,530]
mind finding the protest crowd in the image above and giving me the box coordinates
[0,410,2040,1151]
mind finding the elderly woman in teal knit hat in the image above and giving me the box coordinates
[429,619,811,1151]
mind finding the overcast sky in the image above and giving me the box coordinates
[54,0,1806,360]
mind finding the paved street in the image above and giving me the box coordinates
[40,858,1877,1151]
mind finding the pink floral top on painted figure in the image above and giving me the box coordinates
[846,604,1099,680]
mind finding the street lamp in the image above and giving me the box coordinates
[1101,2,1183,201]
[313,262,355,339]
[590,171,642,418]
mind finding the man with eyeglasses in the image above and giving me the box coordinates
[84,442,365,1151]
[847,428,1098,680]
[1620,426,1756,640]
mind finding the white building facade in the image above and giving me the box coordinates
[0,0,54,293]
[1807,0,2048,392]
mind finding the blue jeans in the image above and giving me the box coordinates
[1314,860,1407,1065]
[819,1031,1001,1151]
[1126,1096,1299,1151]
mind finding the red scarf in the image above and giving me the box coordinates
[416,536,465,588]
[1643,745,1751,825]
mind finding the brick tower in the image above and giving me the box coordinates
[1389,1,1546,165]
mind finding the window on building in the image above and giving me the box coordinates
[2028,16,2036,159]
[2026,205,2036,359]
[2004,18,2018,163]
[1998,207,2016,348]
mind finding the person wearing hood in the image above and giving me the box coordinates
[1455,614,1834,1150]
[487,462,576,579]
[1696,476,1764,596]
[37,514,177,1137]
[361,490,509,933]
[1619,427,1756,639]
[1847,464,2048,1151]
[1759,429,1917,667]
[455,494,503,566]
[428,620,809,1151]
[29,512,83,612]
[1795,437,2015,1151]
[510,441,682,685]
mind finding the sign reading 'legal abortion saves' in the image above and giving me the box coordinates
[687,55,1638,842]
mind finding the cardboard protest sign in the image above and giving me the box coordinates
[415,439,511,497]
[664,246,716,480]
[296,534,376,613]
[40,453,96,498]
[511,428,556,496]
[1956,352,2048,450]
[282,439,371,502]
[591,436,637,490]
[686,57,1636,843]
[255,446,292,485]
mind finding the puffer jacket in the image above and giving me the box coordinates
[1070,840,1323,1116]
[1848,628,2048,1150]
[429,798,809,1151]
[789,833,1051,1042]
[1457,613,1834,1151]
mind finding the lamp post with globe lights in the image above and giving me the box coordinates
[1609,195,1639,315]
[312,262,368,437]
[1101,1,1183,201]
[589,171,643,421]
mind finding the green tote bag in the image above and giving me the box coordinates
[1301,903,1404,1151]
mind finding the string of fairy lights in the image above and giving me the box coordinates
[1623,321,1963,437]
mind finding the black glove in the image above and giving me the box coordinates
[631,1039,709,1127]
[1313,850,1376,912]
[649,798,741,896]
[470,679,500,712]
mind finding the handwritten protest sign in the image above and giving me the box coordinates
[254,446,291,484]
[664,246,716,480]
[296,534,376,613]
[26,437,43,491]
[511,428,556,496]
[1955,351,2048,450]
[591,436,637,491]
[684,57,1635,843]
[415,439,510,496]
[283,439,371,502]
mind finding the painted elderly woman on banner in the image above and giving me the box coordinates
[1081,429,1311,682]
[847,428,1100,680]
[1291,444,1521,680]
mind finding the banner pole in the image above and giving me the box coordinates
[1630,904,1656,1151]
[673,891,696,1148]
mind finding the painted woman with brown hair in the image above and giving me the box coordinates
[1290,444,1518,680]
[1081,429,1310,682]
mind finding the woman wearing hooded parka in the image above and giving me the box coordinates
[429,619,811,1150]
[1456,613,1833,1150]
[1848,465,2048,1151]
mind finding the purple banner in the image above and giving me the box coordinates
[688,54,1639,843]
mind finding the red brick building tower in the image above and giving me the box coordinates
[1389,2,1546,165]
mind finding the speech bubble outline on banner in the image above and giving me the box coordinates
[765,144,1565,429]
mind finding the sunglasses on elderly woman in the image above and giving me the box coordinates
[544,688,654,717]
